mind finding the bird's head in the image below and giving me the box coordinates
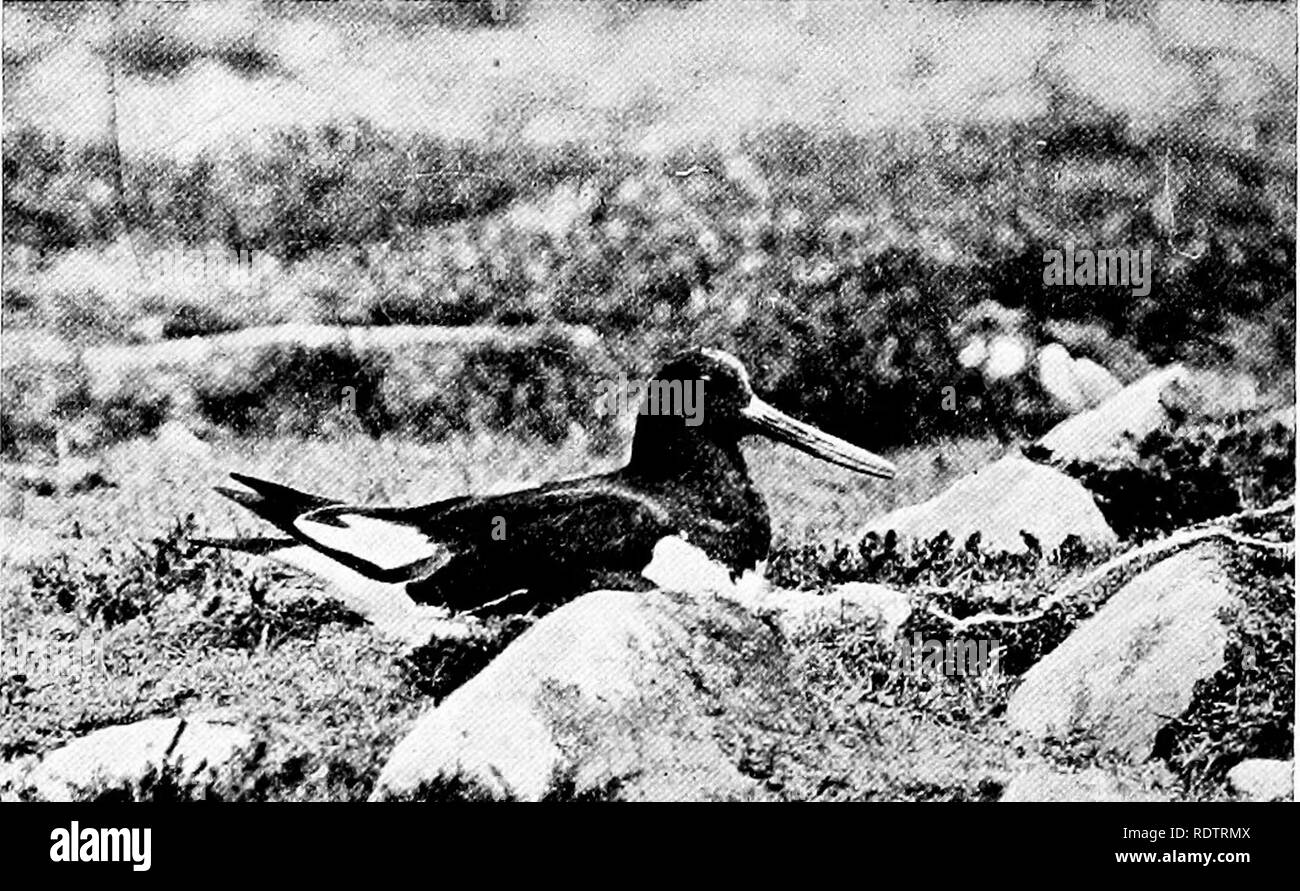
[632,348,897,479]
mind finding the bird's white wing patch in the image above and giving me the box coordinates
[265,544,472,648]
[294,511,445,572]
[641,535,735,595]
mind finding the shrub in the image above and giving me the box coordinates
[195,342,386,438]
[1065,416,1296,540]
[26,516,208,628]
[4,115,1293,444]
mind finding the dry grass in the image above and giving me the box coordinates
[4,1,1292,159]
[1,422,1290,800]
[0,428,998,799]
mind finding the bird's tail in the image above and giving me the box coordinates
[212,472,336,536]
[201,474,460,648]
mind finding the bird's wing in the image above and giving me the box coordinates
[401,480,680,610]
[289,504,456,582]
[287,479,676,589]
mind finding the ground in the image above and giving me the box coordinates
[2,430,1017,801]
[5,424,1288,801]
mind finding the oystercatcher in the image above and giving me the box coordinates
[208,349,895,615]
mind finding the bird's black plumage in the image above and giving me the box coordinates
[211,349,895,614]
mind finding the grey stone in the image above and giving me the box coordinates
[1007,543,1233,759]
[860,453,1117,554]
[23,718,253,801]
[1036,365,1188,465]
[1226,759,1292,801]
[373,589,798,801]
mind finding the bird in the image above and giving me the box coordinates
[205,348,896,617]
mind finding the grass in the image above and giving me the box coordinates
[3,1,1294,457]
[2,416,1290,801]
[0,427,994,799]
[0,0,1293,800]
[5,1,1293,157]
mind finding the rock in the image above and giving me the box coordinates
[1035,365,1188,465]
[1000,765,1171,802]
[167,721,251,777]
[1007,543,1233,759]
[23,718,253,801]
[952,301,1033,383]
[1163,368,1268,419]
[860,453,1117,554]
[372,589,798,801]
[1041,319,1154,384]
[1226,759,1292,801]
[728,581,911,641]
[1037,343,1122,414]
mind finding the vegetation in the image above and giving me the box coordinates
[4,111,1294,448]
[1062,415,1296,540]
[0,0,1292,802]
[2,413,1291,800]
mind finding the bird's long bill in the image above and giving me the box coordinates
[742,398,897,479]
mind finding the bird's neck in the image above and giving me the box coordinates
[624,420,771,573]
[625,421,749,486]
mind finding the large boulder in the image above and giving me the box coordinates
[1041,319,1153,385]
[859,453,1117,554]
[20,717,253,801]
[1007,543,1233,759]
[1035,365,1189,465]
[372,588,800,801]
[1034,365,1268,467]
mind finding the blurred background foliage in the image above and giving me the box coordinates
[2,0,1295,448]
